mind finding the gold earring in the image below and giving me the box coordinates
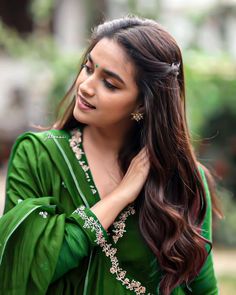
[131,111,143,122]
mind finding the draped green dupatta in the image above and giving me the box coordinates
[0,197,65,294]
[0,130,106,294]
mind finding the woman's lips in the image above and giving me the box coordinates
[77,95,96,111]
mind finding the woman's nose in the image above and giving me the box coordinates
[79,76,95,97]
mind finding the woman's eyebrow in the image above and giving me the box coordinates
[87,53,125,85]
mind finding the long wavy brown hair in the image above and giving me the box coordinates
[53,16,221,295]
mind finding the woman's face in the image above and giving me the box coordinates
[73,38,139,130]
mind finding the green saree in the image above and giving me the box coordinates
[0,128,218,294]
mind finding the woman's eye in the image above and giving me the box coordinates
[81,64,117,91]
[103,79,117,91]
[82,64,93,74]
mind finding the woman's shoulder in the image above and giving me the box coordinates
[197,162,214,194]
[13,129,71,146]
[9,129,72,161]
[196,162,211,197]
[197,161,207,175]
[16,128,70,141]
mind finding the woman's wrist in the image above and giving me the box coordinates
[90,189,130,230]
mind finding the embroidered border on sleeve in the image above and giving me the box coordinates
[112,206,135,243]
[73,206,150,295]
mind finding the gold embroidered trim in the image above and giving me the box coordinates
[69,129,84,160]
[112,206,135,243]
[73,206,148,295]
[69,129,97,195]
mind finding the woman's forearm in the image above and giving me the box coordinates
[90,188,129,230]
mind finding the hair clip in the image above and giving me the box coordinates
[170,62,180,77]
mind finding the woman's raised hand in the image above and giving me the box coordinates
[91,148,150,230]
[115,147,150,204]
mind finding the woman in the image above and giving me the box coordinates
[0,16,220,295]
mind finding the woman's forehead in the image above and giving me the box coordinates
[89,38,136,78]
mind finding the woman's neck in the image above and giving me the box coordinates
[83,124,130,156]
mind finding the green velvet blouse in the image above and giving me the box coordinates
[0,128,218,294]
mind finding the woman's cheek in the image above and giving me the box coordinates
[75,72,86,86]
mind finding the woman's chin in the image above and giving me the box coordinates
[73,108,91,126]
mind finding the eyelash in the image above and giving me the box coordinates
[82,64,93,74]
[81,64,118,91]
